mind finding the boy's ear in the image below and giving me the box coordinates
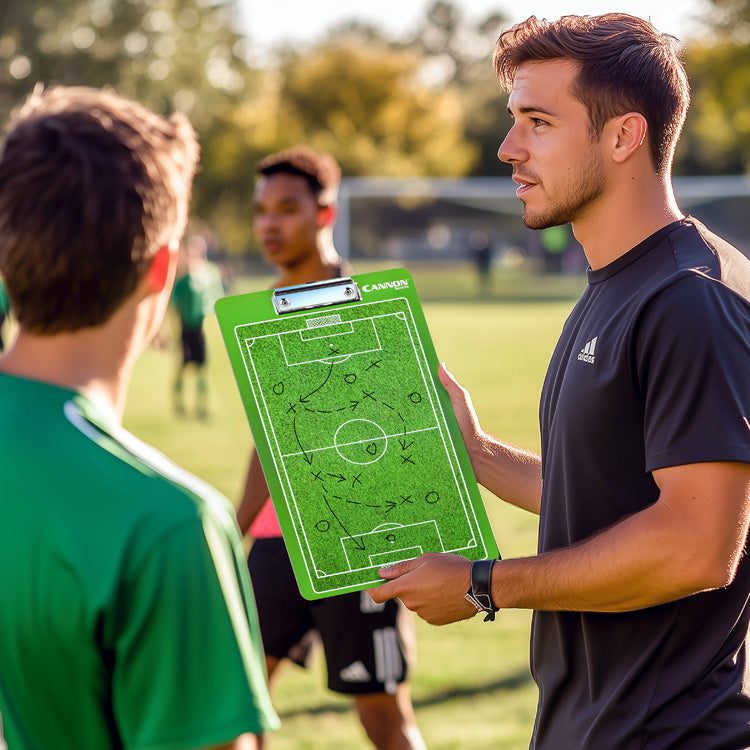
[147,242,178,293]
[317,204,337,229]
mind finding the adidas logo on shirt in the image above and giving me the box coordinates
[577,336,598,364]
[340,661,372,683]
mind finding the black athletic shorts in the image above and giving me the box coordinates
[180,325,206,365]
[248,536,414,695]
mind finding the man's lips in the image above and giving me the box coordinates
[513,174,537,197]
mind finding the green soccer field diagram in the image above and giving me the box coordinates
[230,294,496,598]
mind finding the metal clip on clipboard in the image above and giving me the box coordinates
[272,277,361,315]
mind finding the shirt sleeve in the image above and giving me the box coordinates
[113,514,279,750]
[636,274,750,472]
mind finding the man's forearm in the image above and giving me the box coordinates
[492,501,724,612]
[471,432,542,515]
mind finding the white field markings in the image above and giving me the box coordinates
[238,305,386,590]
[235,299,484,593]
[342,519,446,574]
[398,306,484,551]
[280,317,380,367]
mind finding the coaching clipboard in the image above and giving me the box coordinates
[216,268,499,600]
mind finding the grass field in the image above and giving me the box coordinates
[123,262,584,749]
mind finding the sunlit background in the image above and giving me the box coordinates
[240,0,704,57]
[1,0,748,263]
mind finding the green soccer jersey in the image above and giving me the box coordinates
[0,372,279,749]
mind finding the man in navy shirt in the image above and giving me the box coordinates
[371,13,750,749]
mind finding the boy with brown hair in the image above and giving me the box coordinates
[0,85,278,750]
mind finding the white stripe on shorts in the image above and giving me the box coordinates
[374,627,403,695]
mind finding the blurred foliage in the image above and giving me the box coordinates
[0,0,250,127]
[678,0,750,175]
[0,0,257,250]
[0,0,748,253]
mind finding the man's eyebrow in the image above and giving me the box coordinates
[507,104,558,118]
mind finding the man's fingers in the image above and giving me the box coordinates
[369,552,477,625]
[438,362,459,391]
[378,556,422,580]
[367,555,428,604]
[368,580,398,604]
[438,362,470,406]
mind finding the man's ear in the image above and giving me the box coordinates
[317,203,337,229]
[611,112,648,164]
[146,241,178,293]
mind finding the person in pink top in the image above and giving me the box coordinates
[237,146,426,750]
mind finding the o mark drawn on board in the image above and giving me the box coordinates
[273,382,284,395]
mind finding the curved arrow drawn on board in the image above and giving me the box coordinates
[292,415,313,465]
[300,361,334,403]
[323,492,365,550]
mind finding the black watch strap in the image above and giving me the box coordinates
[465,558,500,622]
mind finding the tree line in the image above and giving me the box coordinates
[0,0,746,253]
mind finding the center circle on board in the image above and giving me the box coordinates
[334,419,388,465]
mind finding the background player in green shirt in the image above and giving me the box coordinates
[0,85,279,749]
[170,232,225,418]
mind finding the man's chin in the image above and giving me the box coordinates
[522,209,565,231]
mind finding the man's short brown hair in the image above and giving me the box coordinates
[493,14,690,174]
[0,85,199,334]
[256,146,340,206]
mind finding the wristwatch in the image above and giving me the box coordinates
[465,558,500,622]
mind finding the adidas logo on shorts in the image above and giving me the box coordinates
[340,661,372,683]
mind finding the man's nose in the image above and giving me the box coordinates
[497,126,525,164]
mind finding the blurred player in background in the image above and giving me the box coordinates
[0,84,278,749]
[237,146,426,750]
[171,231,225,418]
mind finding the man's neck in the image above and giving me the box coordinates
[573,173,683,270]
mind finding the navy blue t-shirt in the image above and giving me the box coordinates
[531,218,750,749]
